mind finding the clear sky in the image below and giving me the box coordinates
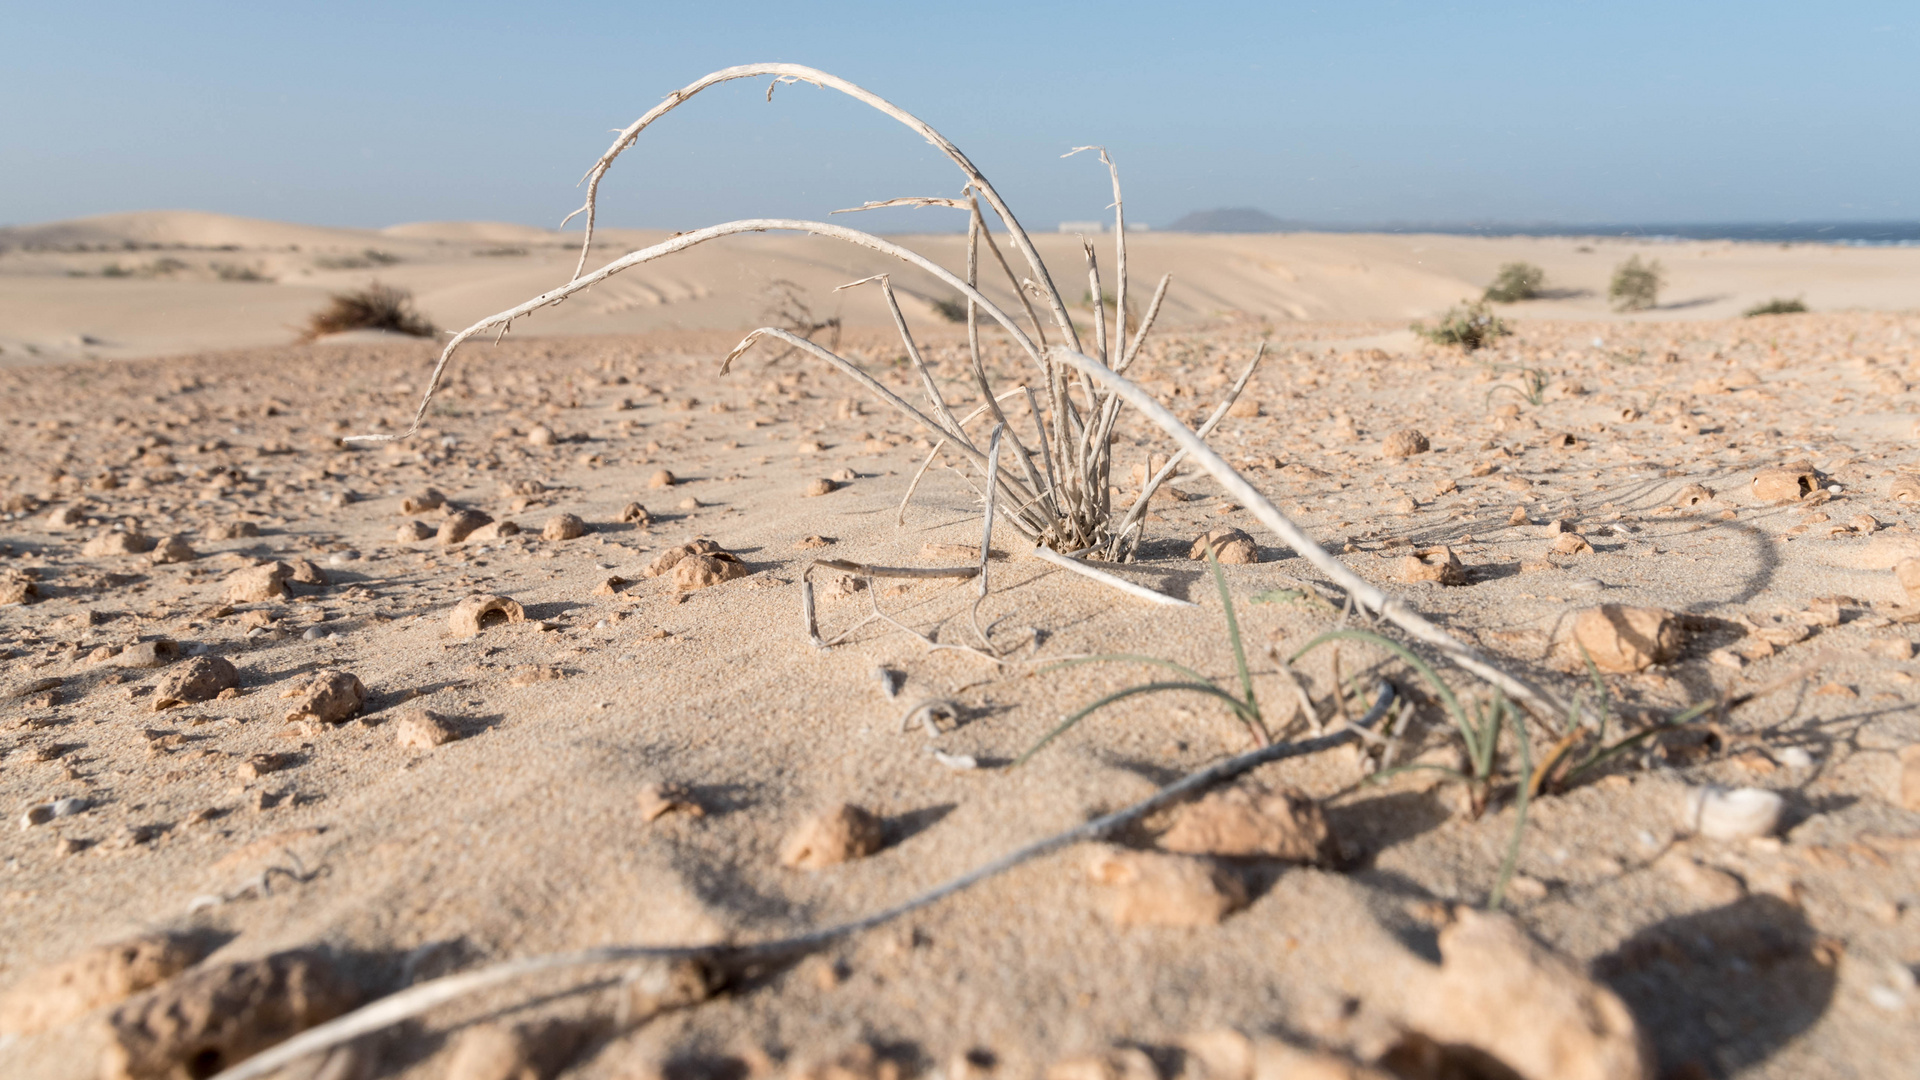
[3,1,1915,232]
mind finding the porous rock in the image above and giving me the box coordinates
[618,502,653,525]
[449,594,525,635]
[0,572,39,605]
[1896,558,1920,604]
[1085,848,1247,928]
[803,477,837,497]
[118,639,179,669]
[279,669,366,724]
[205,520,260,540]
[1674,483,1714,507]
[781,804,883,869]
[284,559,328,586]
[674,552,749,590]
[438,509,494,545]
[648,469,676,489]
[643,538,728,579]
[1190,528,1260,564]
[97,949,359,1080]
[1568,605,1682,673]
[224,562,292,603]
[46,505,86,530]
[399,489,445,514]
[393,709,458,749]
[1753,463,1818,502]
[397,520,435,542]
[1400,546,1466,585]
[1400,909,1652,1080]
[1382,428,1430,458]
[0,933,207,1035]
[541,513,586,541]
[84,530,154,557]
[1159,782,1334,863]
[152,656,239,709]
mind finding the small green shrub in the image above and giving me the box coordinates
[1483,262,1544,303]
[1411,299,1511,352]
[1744,297,1807,317]
[213,262,271,282]
[302,282,436,339]
[1608,255,1663,312]
[930,297,968,322]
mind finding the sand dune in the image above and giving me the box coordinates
[3,210,1917,363]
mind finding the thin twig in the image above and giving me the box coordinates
[1027,547,1194,608]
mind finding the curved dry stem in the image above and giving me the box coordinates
[210,684,1397,1080]
[1052,346,1570,721]
[562,63,1079,352]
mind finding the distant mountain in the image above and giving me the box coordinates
[1164,208,1290,233]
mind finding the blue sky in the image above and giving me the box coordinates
[3,1,1915,231]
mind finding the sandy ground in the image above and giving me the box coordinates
[0,300,1918,1080]
[6,211,1920,365]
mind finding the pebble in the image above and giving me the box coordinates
[448,594,525,636]
[279,669,366,723]
[781,804,884,869]
[1086,847,1247,928]
[0,933,208,1036]
[1157,781,1334,863]
[1189,527,1260,564]
[1569,577,1605,592]
[392,709,457,749]
[1683,786,1783,840]
[1567,605,1682,673]
[99,950,358,1080]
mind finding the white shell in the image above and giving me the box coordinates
[1684,786,1783,840]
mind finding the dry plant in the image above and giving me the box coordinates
[302,282,436,340]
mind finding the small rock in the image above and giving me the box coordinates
[399,489,445,514]
[393,709,458,749]
[525,424,556,447]
[541,513,586,541]
[0,933,208,1035]
[437,509,494,545]
[396,520,435,543]
[448,595,526,636]
[1227,397,1261,418]
[235,752,296,781]
[223,562,292,603]
[1189,528,1260,564]
[1895,558,1920,604]
[1158,781,1334,863]
[1568,605,1683,673]
[1400,546,1465,585]
[118,639,179,669]
[98,950,359,1080]
[0,573,39,605]
[1551,533,1594,555]
[803,477,837,497]
[1683,786,1783,840]
[648,469,676,489]
[284,559,328,586]
[148,535,197,565]
[1753,464,1817,502]
[795,535,832,549]
[1656,851,1746,904]
[676,496,701,511]
[1400,910,1652,1080]
[1382,429,1430,458]
[469,519,519,541]
[674,552,749,590]
[508,665,564,687]
[279,669,366,724]
[46,505,86,530]
[443,1019,595,1080]
[781,804,884,869]
[1897,746,1920,811]
[1086,848,1247,927]
[152,656,240,709]
[205,520,260,540]
[1675,484,1714,507]
[83,530,154,557]
[592,575,628,597]
[642,539,724,578]
[618,502,653,525]
[1046,1048,1159,1080]
[637,780,704,822]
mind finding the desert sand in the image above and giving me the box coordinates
[6,210,1920,363]
[0,212,1918,1080]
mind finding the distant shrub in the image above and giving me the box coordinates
[930,297,968,322]
[1483,262,1545,303]
[213,262,271,282]
[1411,299,1511,352]
[314,249,401,270]
[472,246,529,257]
[303,282,436,339]
[100,263,132,278]
[1608,255,1663,312]
[1744,297,1807,317]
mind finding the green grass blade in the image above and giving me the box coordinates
[1488,710,1533,911]
[1365,763,1469,786]
[1209,548,1256,714]
[1562,698,1714,785]
[1015,681,1256,767]
[1579,645,1611,744]
[1291,628,1470,747]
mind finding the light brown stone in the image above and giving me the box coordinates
[1382,428,1430,458]
[84,530,153,557]
[279,669,366,724]
[1896,558,1920,604]
[148,535,197,565]
[0,934,207,1035]
[98,950,359,1080]
[1085,848,1247,927]
[1674,483,1713,507]
[1400,909,1652,1080]
[397,520,435,542]
[1159,782,1334,863]
[152,656,240,709]
[637,781,704,823]
[541,513,586,541]
[1898,745,1920,812]
[674,552,749,590]
[399,489,445,514]
[438,509,494,545]
[224,562,292,603]
[648,469,676,489]
[618,502,653,525]
[1753,465,1817,502]
[1400,546,1466,585]
[1568,606,1682,673]
[781,804,884,869]
[393,709,458,749]
[803,477,837,497]
[1190,528,1260,564]
[642,538,724,578]
[448,594,526,636]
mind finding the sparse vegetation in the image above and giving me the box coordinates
[1485,365,1549,408]
[1411,299,1511,351]
[302,282,435,339]
[929,296,968,322]
[1609,255,1663,312]
[1483,261,1544,303]
[212,262,271,282]
[1744,297,1807,317]
[471,246,528,257]
[314,249,401,270]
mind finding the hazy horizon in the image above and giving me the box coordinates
[5,2,1916,236]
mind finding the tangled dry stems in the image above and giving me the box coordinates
[302,282,436,340]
